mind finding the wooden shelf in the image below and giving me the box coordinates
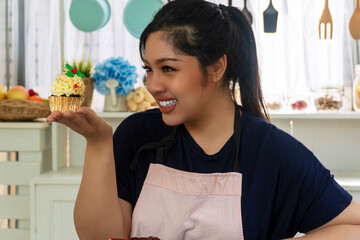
[270,112,360,119]
[94,110,360,120]
[0,119,50,129]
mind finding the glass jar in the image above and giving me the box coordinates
[264,94,285,112]
[312,84,344,111]
[287,94,310,111]
[353,65,360,112]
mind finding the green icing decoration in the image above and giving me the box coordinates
[65,64,73,71]
[66,71,75,77]
[76,71,85,78]
[64,63,85,78]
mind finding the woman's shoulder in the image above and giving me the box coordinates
[242,111,313,159]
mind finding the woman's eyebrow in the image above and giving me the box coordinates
[143,57,182,65]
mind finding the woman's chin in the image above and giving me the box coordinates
[161,114,182,127]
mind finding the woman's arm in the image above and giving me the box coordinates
[285,199,360,239]
[47,108,132,239]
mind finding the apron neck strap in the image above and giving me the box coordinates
[130,127,177,171]
[233,103,242,172]
[130,103,242,172]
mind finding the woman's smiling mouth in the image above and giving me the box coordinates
[157,99,178,114]
[159,99,178,107]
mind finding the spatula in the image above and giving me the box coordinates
[349,0,360,40]
[263,0,278,33]
[105,79,119,107]
[242,0,253,25]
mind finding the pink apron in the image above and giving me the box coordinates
[130,105,244,239]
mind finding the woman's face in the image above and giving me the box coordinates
[143,31,217,126]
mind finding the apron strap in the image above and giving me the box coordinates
[233,104,242,172]
[130,103,242,172]
[130,126,178,171]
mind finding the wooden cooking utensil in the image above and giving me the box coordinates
[263,0,278,33]
[318,0,333,39]
[242,0,253,25]
[349,0,360,40]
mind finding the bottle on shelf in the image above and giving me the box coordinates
[353,64,360,112]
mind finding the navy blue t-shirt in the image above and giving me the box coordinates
[113,108,352,239]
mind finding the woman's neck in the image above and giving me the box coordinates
[184,89,236,155]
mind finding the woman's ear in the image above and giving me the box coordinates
[207,54,227,82]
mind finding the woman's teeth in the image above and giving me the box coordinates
[159,100,177,107]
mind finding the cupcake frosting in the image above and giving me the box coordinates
[50,70,85,97]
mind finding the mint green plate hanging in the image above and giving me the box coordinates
[69,0,111,32]
[123,0,164,38]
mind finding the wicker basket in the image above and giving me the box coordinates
[0,100,51,121]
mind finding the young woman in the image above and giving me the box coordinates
[47,1,360,239]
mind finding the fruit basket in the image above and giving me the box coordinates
[0,99,50,121]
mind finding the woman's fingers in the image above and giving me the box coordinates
[76,107,100,126]
[47,110,91,136]
[46,110,63,123]
[76,107,114,141]
[62,110,90,132]
[46,108,113,141]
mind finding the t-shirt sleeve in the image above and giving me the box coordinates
[276,136,353,234]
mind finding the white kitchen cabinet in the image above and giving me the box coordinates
[30,167,81,240]
[0,121,52,240]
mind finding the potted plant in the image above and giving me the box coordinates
[63,58,94,107]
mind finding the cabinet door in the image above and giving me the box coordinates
[34,184,79,240]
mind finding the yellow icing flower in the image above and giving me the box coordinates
[50,70,85,96]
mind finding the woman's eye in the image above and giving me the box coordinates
[162,66,175,72]
[142,65,152,72]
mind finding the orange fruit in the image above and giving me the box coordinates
[28,95,45,102]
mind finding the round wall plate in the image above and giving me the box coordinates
[123,0,164,38]
[69,0,111,32]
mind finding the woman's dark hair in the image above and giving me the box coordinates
[140,0,269,122]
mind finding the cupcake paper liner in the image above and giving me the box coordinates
[49,96,84,113]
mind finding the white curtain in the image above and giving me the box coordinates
[229,0,354,98]
[23,0,356,111]
[24,0,62,99]
[0,0,19,89]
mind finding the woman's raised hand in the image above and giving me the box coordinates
[46,107,113,143]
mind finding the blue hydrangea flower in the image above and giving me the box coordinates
[92,57,138,97]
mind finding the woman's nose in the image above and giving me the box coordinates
[146,72,165,94]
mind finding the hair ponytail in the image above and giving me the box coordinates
[225,6,269,121]
[140,0,269,122]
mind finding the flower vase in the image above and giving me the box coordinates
[103,94,127,112]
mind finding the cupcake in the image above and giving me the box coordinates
[49,64,86,113]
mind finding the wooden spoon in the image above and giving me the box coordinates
[105,79,119,107]
[349,0,360,40]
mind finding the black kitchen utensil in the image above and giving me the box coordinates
[242,0,253,25]
[263,0,278,33]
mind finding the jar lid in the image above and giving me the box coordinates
[311,84,344,92]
